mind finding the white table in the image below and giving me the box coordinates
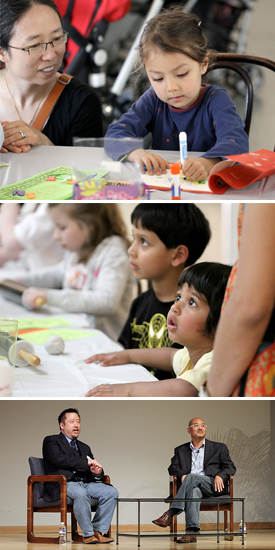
[0,296,156,397]
[1,145,274,200]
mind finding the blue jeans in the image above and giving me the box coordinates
[67,481,119,537]
[171,474,215,531]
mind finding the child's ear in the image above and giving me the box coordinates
[201,54,210,75]
[171,245,189,267]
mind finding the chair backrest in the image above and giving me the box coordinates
[207,53,275,138]
[28,457,46,506]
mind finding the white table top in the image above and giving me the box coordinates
[1,145,274,200]
[0,296,156,397]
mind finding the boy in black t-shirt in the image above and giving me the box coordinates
[86,204,211,379]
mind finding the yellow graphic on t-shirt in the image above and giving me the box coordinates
[131,314,173,348]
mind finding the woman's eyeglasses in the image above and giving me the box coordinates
[8,32,68,56]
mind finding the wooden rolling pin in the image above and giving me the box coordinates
[18,348,41,366]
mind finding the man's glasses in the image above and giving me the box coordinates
[8,32,68,56]
[189,424,207,429]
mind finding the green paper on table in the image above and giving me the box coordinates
[18,317,74,330]
[21,328,97,345]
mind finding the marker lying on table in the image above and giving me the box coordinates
[170,163,181,200]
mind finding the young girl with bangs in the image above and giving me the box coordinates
[105,6,248,181]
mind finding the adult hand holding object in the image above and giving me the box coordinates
[9,340,41,367]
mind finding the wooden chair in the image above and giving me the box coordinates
[207,53,275,137]
[27,456,111,544]
[169,474,234,542]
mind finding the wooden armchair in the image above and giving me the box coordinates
[207,53,275,138]
[27,456,111,544]
[169,474,234,542]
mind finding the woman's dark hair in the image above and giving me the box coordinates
[0,0,60,50]
[178,262,232,337]
[137,5,216,68]
[131,203,211,267]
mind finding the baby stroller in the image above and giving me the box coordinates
[53,0,131,88]
[188,0,264,95]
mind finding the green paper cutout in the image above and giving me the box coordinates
[20,327,97,345]
[18,317,73,330]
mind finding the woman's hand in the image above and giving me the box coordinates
[128,148,170,175]
[1,120,53,153]
[21,287,48,309]
[84,350,131,366]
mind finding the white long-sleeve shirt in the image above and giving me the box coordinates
[20,235,133,341]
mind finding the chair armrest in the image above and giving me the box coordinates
[102,474,110,484]
[27,475,68,509]
[229,474,233,498]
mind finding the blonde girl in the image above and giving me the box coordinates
[19,204,133,340]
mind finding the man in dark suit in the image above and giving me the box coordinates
[43,408,118,545]
[152,417,236,543]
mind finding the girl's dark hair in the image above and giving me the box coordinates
[48,203,129,263]
[138,5,216,68]
[0,0,60,50]
[131,204,211,267]
[178,262,232,337]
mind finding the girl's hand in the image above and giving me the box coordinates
[128,148,170,175]
[182,157,209,181]
[21,288,48,309]
[1,120,53,153]
[84,350,130,366]
[85,383,131,397]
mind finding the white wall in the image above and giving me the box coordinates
[0,399,273,527]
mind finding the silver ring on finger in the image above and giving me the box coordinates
[19,130,26,139]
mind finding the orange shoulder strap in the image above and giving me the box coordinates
[32,73,73,131]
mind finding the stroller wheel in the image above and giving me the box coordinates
[233,65,264,96]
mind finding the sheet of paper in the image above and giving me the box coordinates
[18,317,74,330]
[143,173,212,194]
[20,328,97,345]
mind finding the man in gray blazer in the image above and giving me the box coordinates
[152,417,236,543]
[43,408,118,545]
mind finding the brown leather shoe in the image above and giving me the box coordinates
[152,511,173,528]
[94,531,114,544]
[83,535,98,544]
[176,535,197,543]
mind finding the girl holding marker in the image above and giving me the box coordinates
[105,6,248,181]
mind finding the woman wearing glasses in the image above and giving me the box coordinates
[0,0,102,153]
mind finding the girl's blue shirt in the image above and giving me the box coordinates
[105,84,249,160]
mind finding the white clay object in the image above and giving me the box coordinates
[45,335,65,355]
